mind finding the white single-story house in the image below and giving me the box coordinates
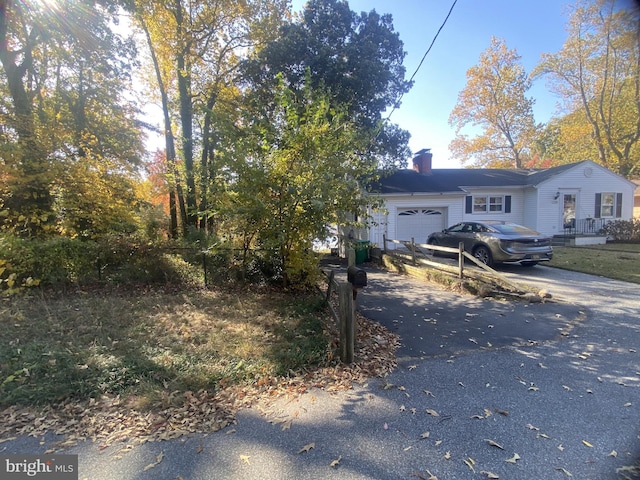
[365,150,636,248]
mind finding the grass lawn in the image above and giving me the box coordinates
[549,243,640,284]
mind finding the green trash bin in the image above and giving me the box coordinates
[354,240,370,264]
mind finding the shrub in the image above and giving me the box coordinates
[599,219,640,242]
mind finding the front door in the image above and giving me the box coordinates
[562,193,576,230]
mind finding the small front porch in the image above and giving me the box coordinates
[553,217,609,246]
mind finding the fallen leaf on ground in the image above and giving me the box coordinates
[420,431,430,439]
[298,442,315,454]
[444,451,451,460]
[537,433,551,439]
[330,455,341,467]
[609,450,617,457]
[404,446,413,452]
[486,439,504,449]
[426,409,439,417]
[435,440,442,446]
[495,409,508,416]
[142,452,165,471]
[423,389,435,397]
[463,457,475,473]
[505,453,520,464]
[240,454,250,464]
[558,444,564,451]
[426,469,437,480]
[526,423,539,431]
[480,471,500,479]
[582,440,593,448]
[555,466,572,477]
[616,465,640,476]
[624,402,632,407]
[281,419,292,431]
[196,444,203,454]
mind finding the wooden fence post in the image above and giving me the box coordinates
[338,282,355,363]
[458,242,464,279]
[411,237,416,265]
[325,270,335,302]
[348,247,355,267]
[383,234,387,253]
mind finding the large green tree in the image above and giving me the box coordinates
[449,37,539,169]
[232,75,376,286]
[243,0,412,168]
[533,0,640,177]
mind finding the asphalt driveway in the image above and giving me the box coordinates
[2,264,639,479]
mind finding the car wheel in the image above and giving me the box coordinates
[521,261,538,267]
[473,245,493,267]
[427,238,439,256]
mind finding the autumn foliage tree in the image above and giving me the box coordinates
[533,0,640,178]
[449,37,539,169]
[0,0,145,238]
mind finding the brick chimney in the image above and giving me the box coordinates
[412,148,433,175]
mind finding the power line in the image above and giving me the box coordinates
[385,0,458,123]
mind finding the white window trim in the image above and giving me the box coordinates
[472,195,504,214]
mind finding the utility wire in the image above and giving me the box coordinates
[385,0,458,123]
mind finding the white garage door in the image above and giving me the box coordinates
[397,208,445,243]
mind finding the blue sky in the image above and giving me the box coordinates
[291,0,571,168]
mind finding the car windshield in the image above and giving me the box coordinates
[491,223,538,235]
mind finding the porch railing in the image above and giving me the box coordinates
[562,217,608,236]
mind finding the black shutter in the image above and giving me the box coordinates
[616,193,623,218]
[595,193,601,218]
[465,196,472,214]
[504,195,511,213]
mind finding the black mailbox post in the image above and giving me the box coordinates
[347,266,367,288]
[347,265,367,300]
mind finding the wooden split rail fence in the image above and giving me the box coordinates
[382,234,524,293]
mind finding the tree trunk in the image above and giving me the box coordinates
[175,0,197,230]
[0,0,53,236]
[139,11,185,238]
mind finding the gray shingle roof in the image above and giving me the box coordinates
[372,161,587,194]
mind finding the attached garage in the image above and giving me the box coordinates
[396,208,445,243]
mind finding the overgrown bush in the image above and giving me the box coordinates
[0,235,100,291]
[0,234,205,292]
[599,219,640,242]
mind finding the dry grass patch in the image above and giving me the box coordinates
[0,286,398,447]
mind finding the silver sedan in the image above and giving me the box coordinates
[427,220,553,267]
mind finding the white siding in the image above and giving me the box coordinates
[460,188,525,224]
[535,161,636,236]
